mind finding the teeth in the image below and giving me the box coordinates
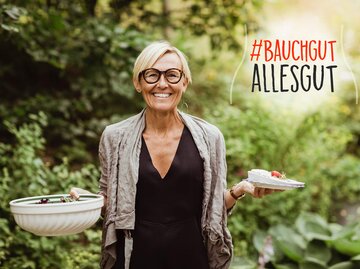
[153,93,171,98]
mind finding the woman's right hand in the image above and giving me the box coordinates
[69,187,107,215]
[69,187,92,200]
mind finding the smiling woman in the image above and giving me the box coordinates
[134,52,187,115]
[132,42,191,116]
[71,41,280,269]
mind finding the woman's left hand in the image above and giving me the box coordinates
[233,180,282,198]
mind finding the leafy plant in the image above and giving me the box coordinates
[206,102,360,256]
[253,212,360,269]
[0,2,148,165]
[0,113,101,268]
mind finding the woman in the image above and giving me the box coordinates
[72,41,276,269]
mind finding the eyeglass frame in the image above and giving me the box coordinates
[139,68,183,84]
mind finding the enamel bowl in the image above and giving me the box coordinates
[9,194,104,236]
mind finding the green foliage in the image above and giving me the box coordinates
[252,213,360,269]
[0,113,101,268]
[109,0,262,51]
[0,0,263,163]
[0,2,148,164]
[206,101,360,256]
[326,155,360,203]
[1,1,359,267]
[180,0,261,50]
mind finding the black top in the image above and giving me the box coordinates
[125,126,209,269]
[135,126,204,224]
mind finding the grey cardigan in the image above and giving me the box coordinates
[98,109,233,269]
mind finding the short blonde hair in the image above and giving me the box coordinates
[133,40,192,84]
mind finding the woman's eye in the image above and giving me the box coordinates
[167,73,178,77]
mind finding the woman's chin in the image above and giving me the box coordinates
[147,103,177,113]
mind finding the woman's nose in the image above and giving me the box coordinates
[158,74,168,88]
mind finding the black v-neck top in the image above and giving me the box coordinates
[115,126,209,269]
[136,126,204,224]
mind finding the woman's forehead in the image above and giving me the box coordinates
[152,52,182,69]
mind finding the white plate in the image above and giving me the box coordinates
[10,194,103,236]
[245,179,305,190]
[246,169,305,190]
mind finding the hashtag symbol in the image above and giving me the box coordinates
[250,39,262,61]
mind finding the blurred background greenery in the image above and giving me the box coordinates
[0,0,359,268]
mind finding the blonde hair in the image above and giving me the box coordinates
[133,41,192,84]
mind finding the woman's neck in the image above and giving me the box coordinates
[144,108,183,137]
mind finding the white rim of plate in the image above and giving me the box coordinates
[10,194,102,206]
[9,194,104,214]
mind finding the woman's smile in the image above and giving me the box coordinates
[152,92,172,98]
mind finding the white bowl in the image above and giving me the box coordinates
[9,194,104,236]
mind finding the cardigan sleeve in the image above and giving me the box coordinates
[214,130,230,210]
[213,128,236,216]
[206,128,233,269]
[98,127,111,199]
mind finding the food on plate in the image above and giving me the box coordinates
[246,169,305,190]
[36,196,79,204]
[271,170,285,179]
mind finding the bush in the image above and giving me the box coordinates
[0,3,148,165]
[206,101,359,256]
[0,112,101,268]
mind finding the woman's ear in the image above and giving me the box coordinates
[133,78,141,93]
[182,79,189,92]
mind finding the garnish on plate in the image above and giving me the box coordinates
[36,196,79,204]
[271,170,286,179]
[36,198,49,204]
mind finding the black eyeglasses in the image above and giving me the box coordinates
[140,68,183,84]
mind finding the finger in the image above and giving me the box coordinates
[243,181,255,195]
[69,188,80,200]
[253,187,259,198]
[258,188,266,198]
[253,187,264,198]
[264,189,273,195]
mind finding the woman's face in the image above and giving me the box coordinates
[134,52,188,113]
